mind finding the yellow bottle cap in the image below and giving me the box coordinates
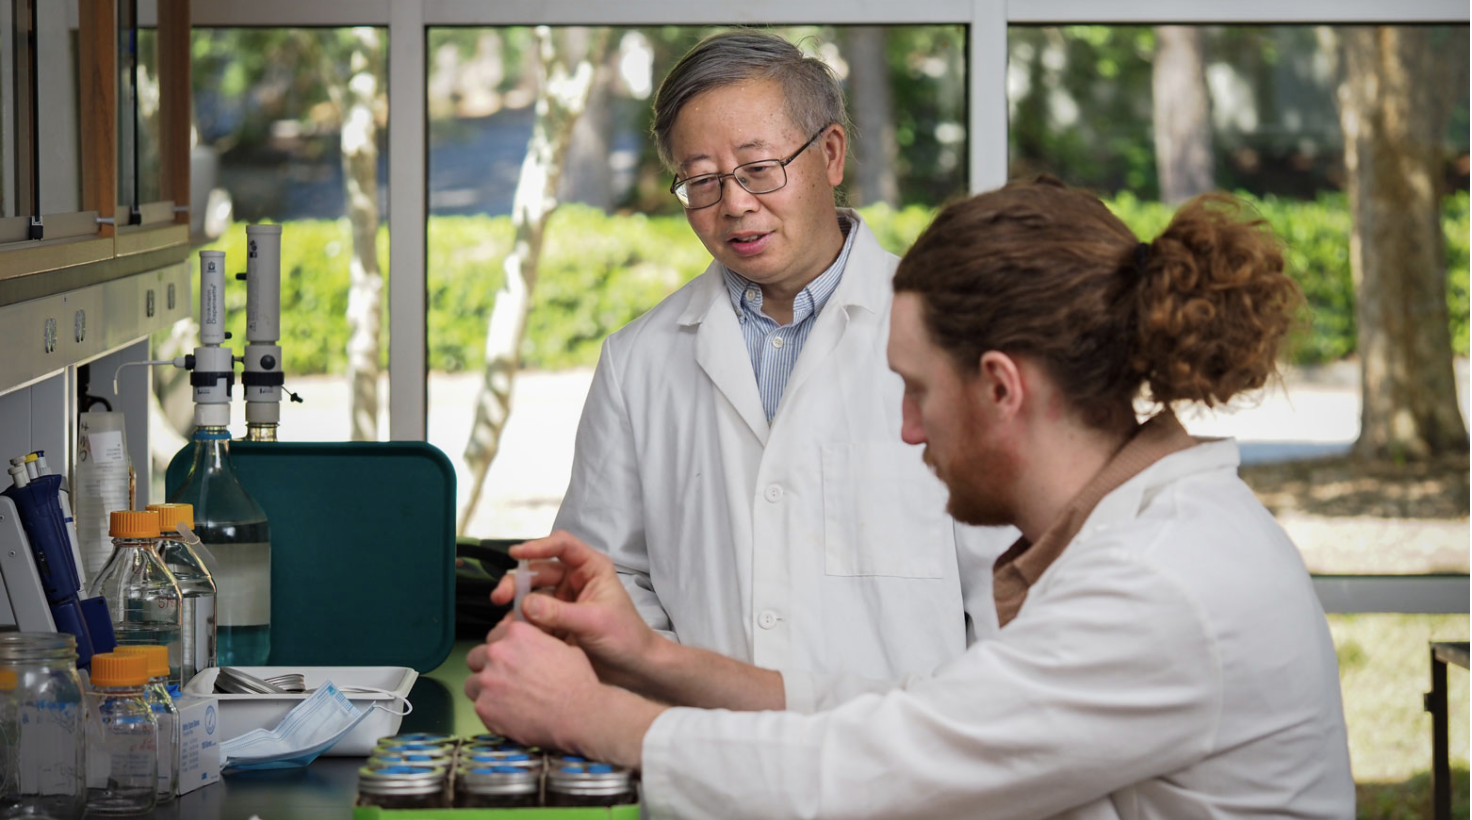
[0,669,15,690]
[90,653,149,687]
[23,453,37,463]
[114,645,170,679]
[146,503,194,531]
[109,510,161,538]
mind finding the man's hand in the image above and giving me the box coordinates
[465,620,665,768]
[464,621,602,753]
[490,530,661,689]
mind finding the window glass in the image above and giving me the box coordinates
[0,0,14,218]
[150,27,390,465]
[425,25,967,537]
[35,0,80,215]
[135,24,161,205]
[1008,25,1471,575]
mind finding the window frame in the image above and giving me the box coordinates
[189,0,1471,614]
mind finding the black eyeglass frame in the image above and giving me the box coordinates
[668,124,834,211]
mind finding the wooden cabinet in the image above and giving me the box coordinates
[0,0,192,396]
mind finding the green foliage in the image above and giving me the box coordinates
[1108,191,1472,365]
[243,193,1470,375]
[1445,192,1471,358]
[424,203,940,373]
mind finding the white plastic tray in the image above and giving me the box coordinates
[182,665,418,756]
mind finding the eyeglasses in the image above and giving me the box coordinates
[669,125,832,211]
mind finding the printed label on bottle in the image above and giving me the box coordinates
[183,596,218,674]
[212,541,271,625]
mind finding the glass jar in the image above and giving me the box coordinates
[546,762,637,807]
[85,652,158,816]
[355,765,448,810]
[455,766,541,808]
[0,632,87,820]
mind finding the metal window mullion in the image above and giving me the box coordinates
[1006,0,1468,24]
[388,0,426,441]
[423,0,974,26]
[190,0,391,27]
[969,0,1007,193]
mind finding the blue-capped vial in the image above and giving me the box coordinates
[458,751,542,772]
[455,765,539,809]
[546,762,636,807]
[377,740,453,755]
[368,752,446,769]
[391,732,457,745]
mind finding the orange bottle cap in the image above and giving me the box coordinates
[145,503,194,531]
[90,653,149,687]
[114,645,170,679]
[109,510,161,538]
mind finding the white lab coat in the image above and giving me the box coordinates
[554,211,1013,694]
[639,438,1355,820]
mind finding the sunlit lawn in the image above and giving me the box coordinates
[1331,614,1470,819]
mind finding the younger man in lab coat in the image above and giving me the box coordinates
[553,30,1011,696]
[468,179,1355,818]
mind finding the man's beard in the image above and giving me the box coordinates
[924,417,1019,528]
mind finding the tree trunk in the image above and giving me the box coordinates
[1152,26,1215,204]
[847,27,898,207]
[557,46,615,210]
[1333,26,1467,459]
[324,28,385,442]
[460,27,610,533]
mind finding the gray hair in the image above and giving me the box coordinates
[652,30,851,172]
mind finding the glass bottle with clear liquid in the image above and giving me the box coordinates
[84,653,157,816]
[145,503,218,686]
[113,646,178,804]
[89,511,182,680]
[167,426,271,666]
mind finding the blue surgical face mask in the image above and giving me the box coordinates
[220,681,412,771]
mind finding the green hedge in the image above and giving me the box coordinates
[196,192,1470,375]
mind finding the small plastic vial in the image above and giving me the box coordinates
[85,653,158,816]
[113,646,179,803]
[455,766,540,809]
[355,765,448,809]
[546,762,637,807]
[89,511,182,679]
[146,503,218,687]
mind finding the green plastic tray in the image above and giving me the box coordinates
[166,440,456,673]
[353,806,639,820]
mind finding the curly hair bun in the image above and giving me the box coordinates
[1134,194,1303,408]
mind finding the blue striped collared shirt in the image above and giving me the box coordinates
[722,215,858,422]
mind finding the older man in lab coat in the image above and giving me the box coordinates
[553,30,1011,695]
